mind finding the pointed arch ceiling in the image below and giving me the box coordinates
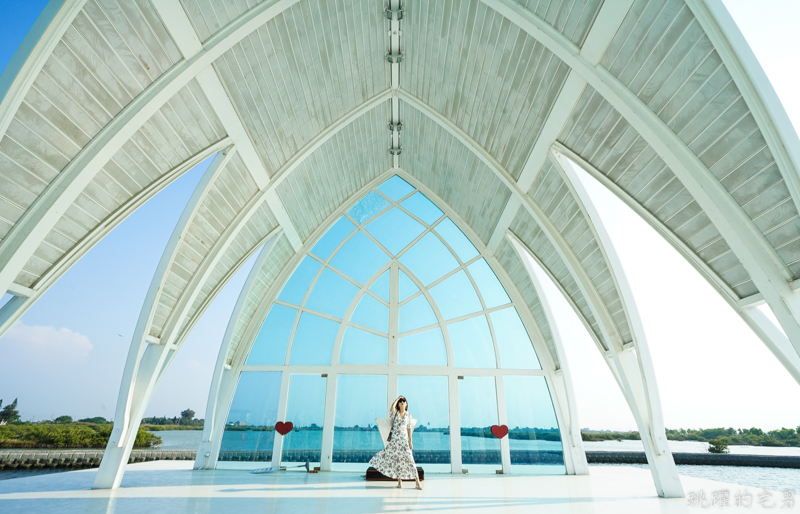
[1,0,800,379]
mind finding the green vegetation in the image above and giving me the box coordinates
[580,431,641,442]
[580,427,800,447]
[54,416,73,424]
[0,423,161,449]
[142,409,203,429]
[78,417,109,424]
[0,399,21,424]
[707,439,730,454]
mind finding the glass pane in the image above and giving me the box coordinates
[398,294,437,333]
[332,374,387,470]
[282,374,327,467]
[305,268,359,319]
[330,231,389,284]
[219,371,282,462]
[370,270,390,302]
[398,270,419,302]
[401,192,443,225]
[339,327,388,364]
[289,312,339,365]
[350,294,389,333]
[492,308,541,370]
[448,315,497,368]
[277,256,321,305]
[504,376,565,474]
[377,175,415,201]
[399,233,459,285]
[468,259,510,308]
[311,216,355,261]
[398,375,451,472]
[459,376,501,472]
[365,208,425,255]
[429,270,483,320]
[348,191,391,224]
[246,304,297,365]
[435,218,479,262]
[398,328,447,366]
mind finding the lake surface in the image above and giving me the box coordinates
[158,430,800,456]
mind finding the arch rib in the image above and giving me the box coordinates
[0,137,230,338]
[549,150,683,497]
[0,0,304,299]
[506,237,588,475]
[94,91,389,488]
[0,0,85,139]
[554,143,800,385]
[94,148,233,489]
[487,0,633,253]
[481,0,800,361]
[402,91,681,497]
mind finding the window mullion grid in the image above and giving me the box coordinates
[332,262,392,365]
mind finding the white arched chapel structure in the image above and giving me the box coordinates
[1,0,800,499]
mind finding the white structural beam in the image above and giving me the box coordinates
[0,0,85,139]
[506,239,588,475]
[195,239,278,470]
[0,138,229,337]
[151,0,302,252]
[486,0,633,254]
[554,143,800,386]
[401,91,681,496]
[0,0,305,299]
[481,0,800,363]
[549,150,683,497]
[94,149,231,489]
[95,92,391,487]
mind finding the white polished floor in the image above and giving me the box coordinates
[0,461,790,513]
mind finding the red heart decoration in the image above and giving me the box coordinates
[491,425,509,439]
[275,421,293,436]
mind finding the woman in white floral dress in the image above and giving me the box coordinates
[369,396,423,490]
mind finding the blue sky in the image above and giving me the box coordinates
[0,0,798,430]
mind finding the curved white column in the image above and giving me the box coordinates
[93,149,232,489]
[549,150,684,498]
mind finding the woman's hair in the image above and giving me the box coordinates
[390,396,409,415]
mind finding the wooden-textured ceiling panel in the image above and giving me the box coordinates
[519,0,605,45]
[600,0,800,280]
[509,207,606,348]
[212,0,390,177]
[275,107,391,243]
[178,200,279,339]
[0,0,182,249]
[401,102,512,244]
[559,85,757,297]
[528,157,631,343]
[150,151,259,337]
[404,0,572,181]
[15,79,226,288]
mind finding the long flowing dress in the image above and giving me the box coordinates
[369,413,418,479]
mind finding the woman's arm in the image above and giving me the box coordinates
[408,428,413,449]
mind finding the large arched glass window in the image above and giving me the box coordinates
[218,175,565,474]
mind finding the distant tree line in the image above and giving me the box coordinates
[580,427,800,447]
[142,409,204,429]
